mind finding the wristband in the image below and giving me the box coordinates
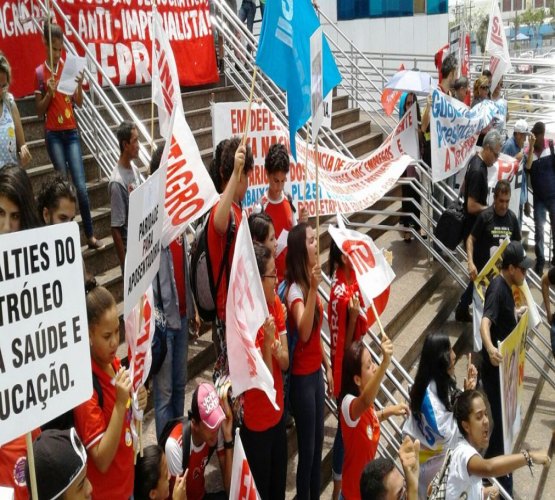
[521,449,533,477]
[224,439,234,449]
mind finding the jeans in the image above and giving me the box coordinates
[45,129,94,238]
[154,315,189,440]
[332,414,344,481]
[238,0,256,33]
[240,414,287,500]
[533,197,555,273]
[290,369,325,500]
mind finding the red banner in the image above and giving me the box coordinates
[1,0,218,98]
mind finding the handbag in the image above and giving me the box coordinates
[434,199,466,250]
[428,449,453,500]
[150,276,168,376]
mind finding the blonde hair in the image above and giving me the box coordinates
[473,75,490,97]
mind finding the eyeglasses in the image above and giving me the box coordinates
[263,274,278,281]
[480,85,490,90]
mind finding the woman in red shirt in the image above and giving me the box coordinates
[285,222,333,500]
[240,243,289,499]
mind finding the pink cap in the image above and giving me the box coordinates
[196,382,226,430]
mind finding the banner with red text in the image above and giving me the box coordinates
[230,429,261,500]
[226,212,277,409]
[2,0,218,98]
[160,108,219,247]
[212,102,419,217]
[430,90,498,182]
[125,286,154,420]
[486,1,512,91]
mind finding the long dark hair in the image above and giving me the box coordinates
[340,340,366,401]
[453,389,489,440]
[409,332,457,414]
[328,239,344,277]
[0,164,41,231]
[248,211,273,244]
[134,445,164,500]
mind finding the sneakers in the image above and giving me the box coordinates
[455,305,472,323]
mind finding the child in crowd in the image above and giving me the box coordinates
[241,243,289,499]
[134,445,186,500]
[285,222,333,500]
[248,211,277,257]
[25,428,92,499]
[73,284,148,499]
[447,390,550,499]
[34,22,102,250]
[208,137,252,380]
[37,174,77,225]
[255,143,307,283]
[340,339,408,500]
[403,332,477,499]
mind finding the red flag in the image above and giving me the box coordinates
[381,64,405,116]
[434,44,450,84]
[461,33,471,105]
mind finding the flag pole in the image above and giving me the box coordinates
[315,136,320,260]
[370,300,386,339]
[47,0,53,74]
[242,67,258,147]
[150,2,157,155]
[25,432,39,500]
[304,123,310,208]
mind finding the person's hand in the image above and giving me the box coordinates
[427,93,432,107]
[524,202,532,218]
[115,368,132,407]
[263,317,276,347]
[464,354,478,390]
[516,305,528,319]
[381,335,393,366]
[530,451,551,466]
[137,384,148,411]
[325,365,334,397]
[271,339,282,359]
[172,472,187,500]
[281,303,287,322]
[487,347,503,367]
[348,294,361,321]
[399,436,420,496]
[515,151,524,161]
[47,77,57,96]
[19,145,31,166]
[220,395,233,442]
[484,485,500,499]
[75,70,84,86]
[233,144,246,176]
[299,205,309,223]
[528,133,536,150]
[389,402,409,417]
[310,264,322,290]
[468,261,478,281]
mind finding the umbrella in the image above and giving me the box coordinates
[384,69,437,96]
[512,33,530,41]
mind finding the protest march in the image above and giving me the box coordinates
[1,0,554,499]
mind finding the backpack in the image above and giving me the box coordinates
[190,210,236,323]
[158,417,215,473]
[40,373,103,431]
[428,448,453,500]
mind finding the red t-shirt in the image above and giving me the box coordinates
[170,237,187,317]
[286,283,323,375]
[243,295,286,431]
[328,268,368,398]
[74,358,134,500]
[257,192,295,283]
[34,60,78,132]
[0,430,41,500]
[207,200,242,321]
[340,395,381,500]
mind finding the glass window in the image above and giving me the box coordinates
[337,0,370,20]
[427,0,448,14]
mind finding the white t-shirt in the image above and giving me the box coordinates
[446,441,483,500]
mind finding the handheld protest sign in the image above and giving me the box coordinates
[0,223,91,446]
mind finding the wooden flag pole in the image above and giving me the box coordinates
[25,432,39,500]
[370,299,386,339]
[304,123,310,206]
[315,137,320,259]
[241,67,258,147]
[47,0,53,73]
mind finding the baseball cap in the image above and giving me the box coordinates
[25,428,87,500]
[502,241,533,270]
[514,119,531,135]
[192,382,226,430]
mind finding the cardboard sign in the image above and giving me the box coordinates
[0,223,90,446]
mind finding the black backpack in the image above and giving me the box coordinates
[190,210,236,322]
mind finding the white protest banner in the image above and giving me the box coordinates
[124,164,166,319]
[229,428,261,500]
[125,286,154,420]
[486,1,512,91]
[161,108,219,247]
[0,223,91,446]
[212,102,419,217]
[499,311,527,454]
[328,224,395,308]
[57,53,87,96]
[430,90,498,182]
[152,10,184,140]
[225,212,277,408]
[487,152,522,216]
[310,27,324,143]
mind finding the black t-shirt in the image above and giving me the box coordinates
[548,267,555,285]
[471,206,521,271]
[463,154,489,237]
[481,275,516,371]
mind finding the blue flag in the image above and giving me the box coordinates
[255,0,342,159]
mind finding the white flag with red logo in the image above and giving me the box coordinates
[125,285,154,420]
[151,10,183,139]
[328,222,395,309]
[380,64,405,116]
[160,108,219,246]
[226,212,278,409]
[230,429,261,499]
[486,1,512,91]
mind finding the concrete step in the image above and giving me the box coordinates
[330,107,360,130]
[346,131,384,159]
[334,118,372,145]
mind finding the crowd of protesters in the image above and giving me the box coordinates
[1,16,554,500]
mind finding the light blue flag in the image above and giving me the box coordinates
[255,0,342,159]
